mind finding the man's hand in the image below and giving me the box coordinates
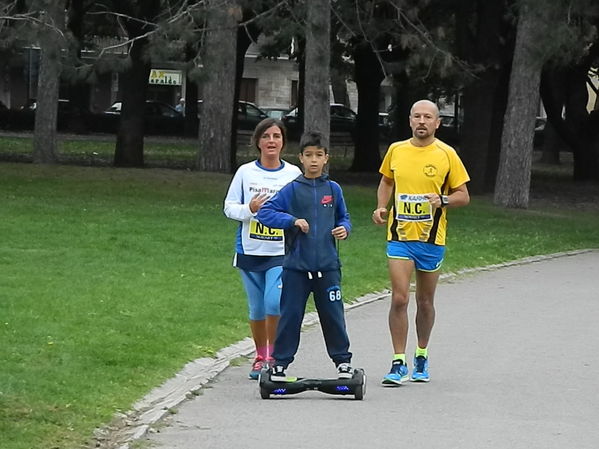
[331,226,348,240]
[249,193,270,213]
[424,193,442,208]
[294,218,309,233]
[372,207,388,225]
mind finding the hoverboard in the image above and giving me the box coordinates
[258,367,366,400]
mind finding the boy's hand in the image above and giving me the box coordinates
[249,193,270,213]
[331,226,347,240]
[294,218,309,233]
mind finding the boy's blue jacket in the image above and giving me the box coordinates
[256,174,351,272]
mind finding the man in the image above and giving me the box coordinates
[175,98,185,115]
[372,99,470,385]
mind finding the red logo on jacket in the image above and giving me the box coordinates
[321,195,333,205]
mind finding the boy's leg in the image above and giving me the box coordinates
[271,269,311,368]
[312,270,352,366]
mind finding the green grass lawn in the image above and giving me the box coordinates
[1,147,598,448]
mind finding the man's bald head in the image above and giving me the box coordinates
[409,100,440,118]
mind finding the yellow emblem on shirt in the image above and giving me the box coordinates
[249,219,284,241]
[395,194,432,222]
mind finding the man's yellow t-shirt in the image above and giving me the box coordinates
[379,139,470,245]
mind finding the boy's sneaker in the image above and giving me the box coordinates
[270,365,289,382]
[381,359,409,385]
[337,362,353,379]
[411,355,430,382]
[248,356,265,380]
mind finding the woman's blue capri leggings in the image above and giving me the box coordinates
[239,266,283,320]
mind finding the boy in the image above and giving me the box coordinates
[256,131,353,381]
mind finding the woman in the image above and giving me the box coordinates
[223,118,301,379]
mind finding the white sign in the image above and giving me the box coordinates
[149,69,182,86]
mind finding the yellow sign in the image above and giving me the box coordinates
[149,69,182,86]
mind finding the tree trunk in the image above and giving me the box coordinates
[539,120,561,164]
[350,41,384,172]
[304,0,331,147]
[197,0,240,172]
[65,0,92,130]
[231,17,261,170]
[564,64,599,180]
[33,1,65,164]
[114,38,150,167]
[494,2,543,208]
[389,72,421,143]
[331,69,349,106]
[456,0,512,194]
[460,70,508,193]
[540,63,599,181]
[183,76,199,137]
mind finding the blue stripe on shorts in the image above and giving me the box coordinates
[387,240,445,272]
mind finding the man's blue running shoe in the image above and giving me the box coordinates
[411,355,430,382]
[382,359,409,385]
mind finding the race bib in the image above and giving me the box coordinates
[249,219,284,241]
[395,194,432,222]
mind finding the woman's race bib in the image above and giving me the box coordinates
[249,219,284,241]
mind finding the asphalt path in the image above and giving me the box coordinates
[142,251,599,449]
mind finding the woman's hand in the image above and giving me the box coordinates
[249,193,270,213]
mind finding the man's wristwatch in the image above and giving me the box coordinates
[439,195,449,207]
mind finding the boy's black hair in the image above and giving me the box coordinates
[299,130,328,154]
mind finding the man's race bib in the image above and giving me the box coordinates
[249,219,284,241]
[395,193,432,222]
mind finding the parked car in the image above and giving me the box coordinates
[262,106,291,120]
[104,100,181,118]
[236,101,269,130]
[283,103,357,140]
[0,98,91,133]
[197,100,268,131]
[97,100,184,135]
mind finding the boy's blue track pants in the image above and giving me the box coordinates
[272,269,352,367]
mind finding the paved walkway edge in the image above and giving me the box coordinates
[93,249,593,449]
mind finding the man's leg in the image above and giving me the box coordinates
[387,258,415,354]
[382,258,414,385]
[410,269,440,382]
[414,269,440,349]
